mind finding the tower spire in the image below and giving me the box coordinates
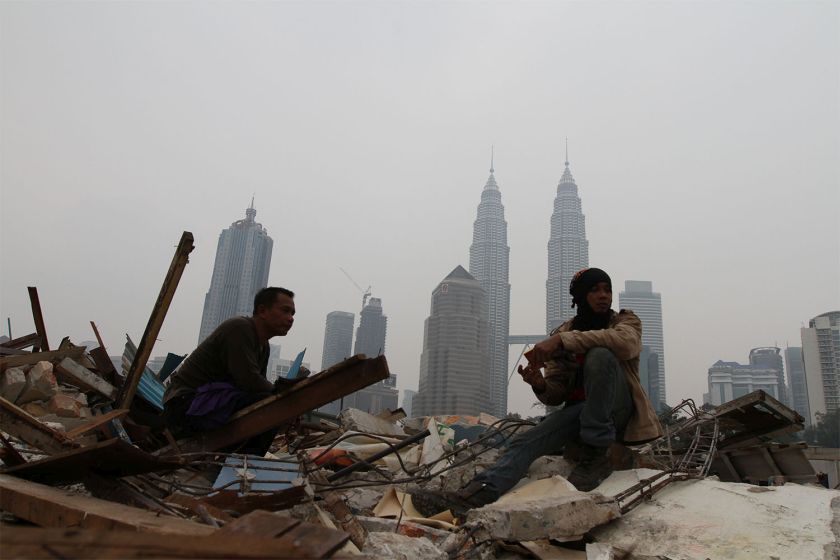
[565,138,569,167]
[490,145,495,174]
[245,194,257,221]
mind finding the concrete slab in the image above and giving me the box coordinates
[590,469,840,560]
[466,491,620,542]
[362,532,447,560]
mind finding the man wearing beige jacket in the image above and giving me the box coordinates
[412,267,663,516]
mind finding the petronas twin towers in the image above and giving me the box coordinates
[415,148,589,417]
[469,151,588,417]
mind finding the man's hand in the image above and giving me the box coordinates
[524,335,563,368]
[518,363,547,393]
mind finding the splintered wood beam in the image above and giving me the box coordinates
[0,523,349,558]
[90,320,107,352]
[0,474,215,535]
[163,355,389,455]
[117,232,194,410]
[0,346,85,373]
[0,332,41,350]
[27,287,50,352]
[0,397,78,455]
[64,409,129,440]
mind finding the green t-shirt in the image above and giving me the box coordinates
[163,316,272,403]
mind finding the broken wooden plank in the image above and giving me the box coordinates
[0,474,215,535]
[164,493,234,524]
[90,320,107,352]
[0,346,85,373]
[0,332,40,350]
[55,357,118,400]
[163,355,389,454]
[0,432,26,466]
[64,409,128,440]
[200,485,311,515]
[0,438,183,485]
[217,509,301,537]
[117,231,194,410]
[0,525,348,559]
[0,396,77,454]
[27,286,50,351]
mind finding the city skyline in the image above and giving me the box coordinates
[2,2,837,418]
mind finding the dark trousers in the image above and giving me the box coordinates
[473,347,633,499]
[163,391,278,456]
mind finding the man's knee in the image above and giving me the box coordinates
[583,347,619,373]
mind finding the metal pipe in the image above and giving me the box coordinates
[327,429,430,482]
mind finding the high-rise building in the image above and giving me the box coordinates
[402,389,417,418]
[706,359,781,406]
[801,311,840,425]
[785,346,811,427]
[413,266,491,416]
[468,153,510,417]
[546,148,589,333]
[638,345,661,412]
[619,280,667,406]
[321,311,355,370]
[354,298,387,358]
[749,347,787,406]
[198,200,273,343]
[320,300,389,416]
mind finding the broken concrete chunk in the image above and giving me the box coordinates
[344,487,386,515]
[528,455,574,480]
[339,408,406,436]
[362,532,447,560]
[55,357,117,400]
[357,516,451,544]
[1,367,28,403]
[465,492,620,542]
[586,542,617,560]
[21,400,50,417]
[46,393,88,418]
[17,361,57,404]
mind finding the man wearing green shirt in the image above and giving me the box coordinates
[163,287,296,453]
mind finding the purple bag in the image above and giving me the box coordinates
[185,382,244,431]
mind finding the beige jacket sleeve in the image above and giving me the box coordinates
[555,310,642,360]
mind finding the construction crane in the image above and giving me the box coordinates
[339,267,372,309]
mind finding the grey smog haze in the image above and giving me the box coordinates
[1,1,838,417]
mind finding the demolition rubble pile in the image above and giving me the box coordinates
[2,234,839,559]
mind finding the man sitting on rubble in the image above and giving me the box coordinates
[412,267,663,516]
[163,286,301,455]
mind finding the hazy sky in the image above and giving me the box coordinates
[2,1,838,417]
